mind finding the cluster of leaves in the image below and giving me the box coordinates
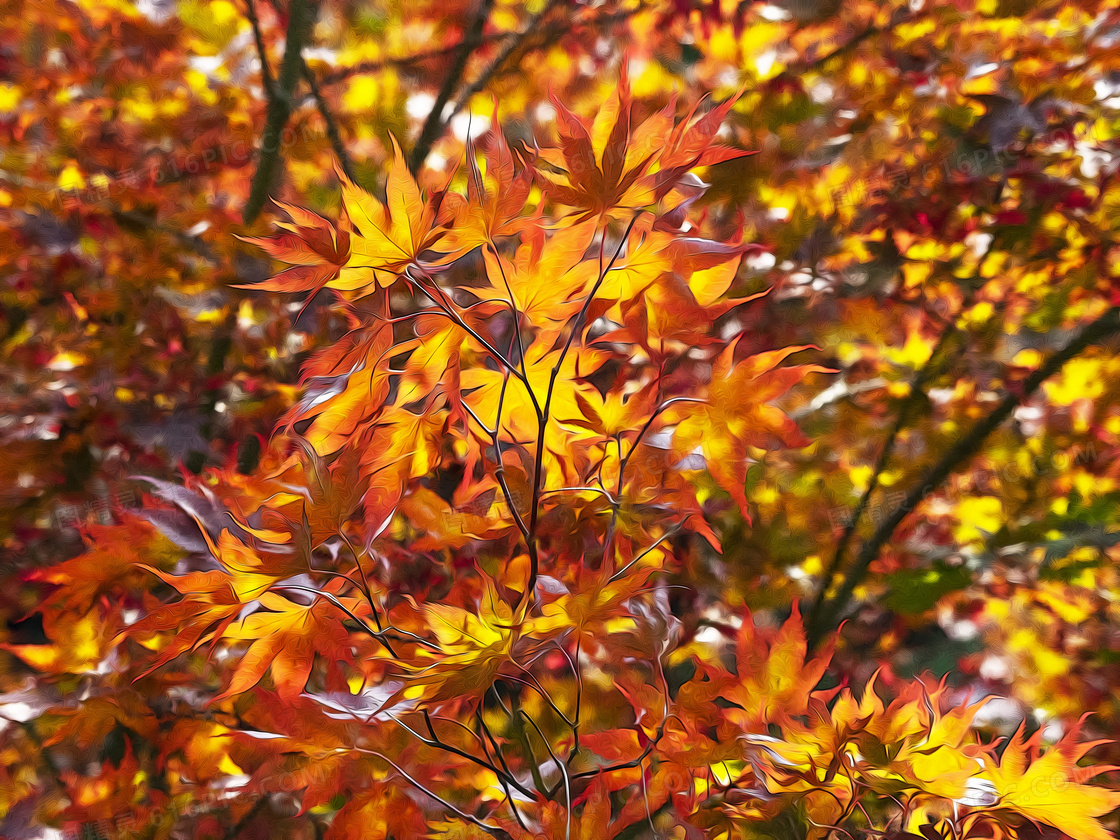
[7,0,1120,837]
[8,68,1120,840]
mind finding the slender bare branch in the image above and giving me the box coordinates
[409,0,496,173]
[518,214,642,608]
[804,323,963,631]
[806,306,1120,650]
[316,32,513,87]
[243,0,276,96]
[300,58,358,183]
[244,0,316,224]
[443,0,568,126]
[355,748,511,837]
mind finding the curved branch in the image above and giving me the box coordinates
[805,306,1120,650]
[316,32,513,88]
[443,0,569,126]
[300,58,358,183]
[244,0,316,224]
[805,323,963,630]
[408,0,496,173]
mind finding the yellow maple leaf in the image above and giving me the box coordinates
[333,137,463,295]
[983,724,1120,840]
[672,342,833,516]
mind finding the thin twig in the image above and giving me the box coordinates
[403,269,530,386]
[608,525,682,584]
[448,2,642,125]
[243,0,276,96]
[316,32,513,87]
[520,214,642,608]
[389,712,536,799]
[521,709,572,840]
[355,748,510,837]
[443,0,569,125]
[300,58,358,183]
[409,0,496,173]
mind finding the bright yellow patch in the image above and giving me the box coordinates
[954,496,1003,543]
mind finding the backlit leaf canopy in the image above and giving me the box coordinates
[5,0,1120,838]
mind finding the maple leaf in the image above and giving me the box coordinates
[652,90,755,199]
[236,200,350,293]
[325,784,429,840]
[671,343,835,516]
[399,487,507,551]
[460,337,607,445]
[122,568,244,676]
[724,604,830,727]
[394,313,466,420]
[856,684,990,801]
[439,110,534,255]
[163,720,248,783]
[535,73,657,220]
[333,137,464,295]
[393,583,523,709]
[982,722,1120,840]
[475,218,598,326]
[356,404,447,542]
[558,379,657,439]
[215,589,355,701]
[28,516,174,614]
[284,322,394,456]
[4,609,112,675]
[197,523,300,602]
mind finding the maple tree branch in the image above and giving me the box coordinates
[404,270,530,387]
[273,584,436,650]
[608,525,682,584]
[487,243,538,416]
[509,659,575,729]
[314,1,631,94]
[270,584,388,642]
[357,748,511,837]
[805,323,962,631]
[806,305,1120,650]
[409,0,496,173]
[805,239,1001,625]
[476,714,530,830]
[447,2,641,126]
[504,692,549,795]
[243,0,276,97]
[557,640,583,765]
[794,23,879,77]
[548,715,672,798]
[492,372,535,546]
[520,707,571,825]
[617,397,705,489]
[520,215,641,605]
[337,532,397,656]
[477,709,517,783]
[458,338,535,553]
[315,32,513,87]
[443,0,568,126]
[300,58,358,183]
[783,5,915,83]
[391,711,535,800]
[110,208,214,258]
[244,0,315,224]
